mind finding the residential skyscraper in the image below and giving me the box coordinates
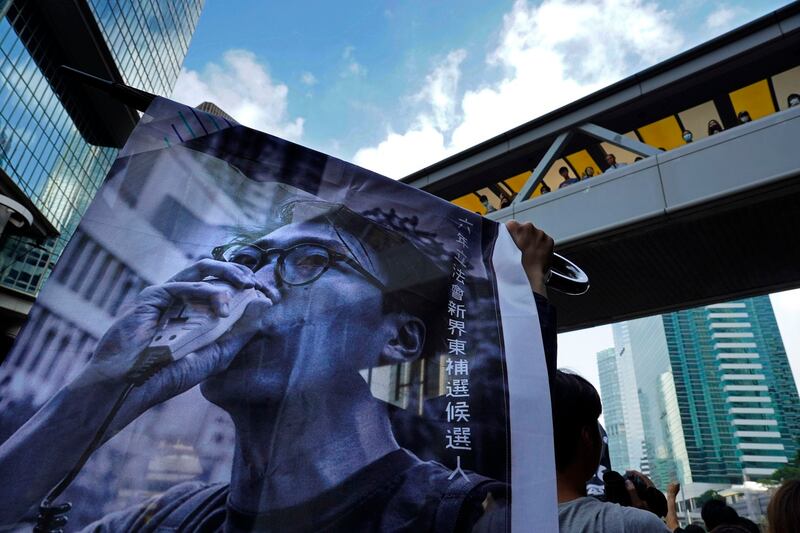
[663,296,799,482]
[621,295,800,497]
[0,0,204,355]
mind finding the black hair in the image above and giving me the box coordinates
[734,517,759,533]
[279,200,450,360]
[701,498,739,530]
[558,166,569,175]
[768,479,800,533]
[708,526,750,533]
[550,370,602,472]
[788,93,800,105]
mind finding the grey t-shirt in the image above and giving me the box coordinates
[559,497,671,532]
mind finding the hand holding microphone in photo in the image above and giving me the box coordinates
[26,258,277,531]
[87,257,275,404]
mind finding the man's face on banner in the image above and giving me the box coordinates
[201,219,424,408]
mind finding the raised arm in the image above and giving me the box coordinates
[505,220,557,378]
[505,220,553,298]
[666,481,681,531]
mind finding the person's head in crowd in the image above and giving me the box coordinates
[551,370,603,488]
[710,525,753,533]
[634,156,643,162]
[558,166,570,180]
[540,183,551,194]
[701,498,739,531]
[605,153,617,167]
[478,194,493,212]
[737,110,752,124]
[767,479,800,533]
[708,119,724,135]
[788,93,800,108]
[582,166,595,178]
[684,524,706,533]
[603,470,667,518]
[733,516,760,533]
[683,129,694,143]
[499,191,512,208]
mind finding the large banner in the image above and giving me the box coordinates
[0,98,555,532]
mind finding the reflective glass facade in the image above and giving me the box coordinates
[621,296,800,491]
[87,0,203,97]
[596,347,630,472]
[664,296,800,483]
[0,13,115,293]
[0,0,202,295]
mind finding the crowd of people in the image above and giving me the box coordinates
[535,93,800,197]
[549,367,799,532]
[509,221,799,532]
[548,152,625,193]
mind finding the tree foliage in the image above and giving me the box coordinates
[768,440,800,483]
[696,489,721,507]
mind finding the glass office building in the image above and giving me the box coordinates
[664,296,800,482]
[0,0,203,349]
[596,347,630,472]
[87,0,202,97]
[621,295,800,493]
[0,4,111,292]
[625,314,678,489]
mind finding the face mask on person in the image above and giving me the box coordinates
[683,132,693,142]
[740,115,751,123]
[789,97,799,107]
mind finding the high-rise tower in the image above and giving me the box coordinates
[0,0,204,355]
[621,295,800,496]
[663,296,799,484]
[611,322,646,472]
[597,347,629,471]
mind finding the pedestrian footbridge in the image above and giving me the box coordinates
[489,109,800,331]
[403,4,800,331]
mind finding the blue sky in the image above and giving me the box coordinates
[175,0,791,179]
[173,0,800,393]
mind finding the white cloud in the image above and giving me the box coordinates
[171,49,304,141]
[342,46,367,77]
[705,6,739,30]
[354,0,685,179]
[300,71,318,86]
[351,119,450,180]
[414,49,467,131]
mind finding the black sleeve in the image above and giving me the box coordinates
[533,293,557,381]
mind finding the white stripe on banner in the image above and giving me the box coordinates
[492,225,557,531]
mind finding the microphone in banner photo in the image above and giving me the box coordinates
[133,281,270,384]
